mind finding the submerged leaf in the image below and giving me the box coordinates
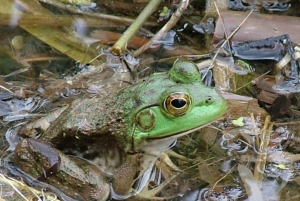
[238,164,263,201]
[159,6,169,17]
[273,164,289,170]
[232,117,244,127]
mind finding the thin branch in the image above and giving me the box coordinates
[134,0,189,57]
[111,0,162,55]
[201,8,253,81]
[0,13,121,27]
[39,0,158,26]
[214,2,230,52]
[210,9,253,68]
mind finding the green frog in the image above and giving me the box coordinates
[13,61,227,200]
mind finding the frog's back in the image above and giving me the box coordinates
[42,94,121,143]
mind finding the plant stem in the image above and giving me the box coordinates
[111,0,162,55]
[134,0,189,57]
[39,0,158,27]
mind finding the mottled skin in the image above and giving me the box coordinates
[14,61,227,200]
[14,139,110,201]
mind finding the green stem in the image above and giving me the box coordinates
[134,0,189,57]
[111,0,162,55]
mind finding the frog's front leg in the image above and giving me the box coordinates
[111,152,180,200]
[14,139,110,201]
[111,153,142,198]
[110,153,163,200]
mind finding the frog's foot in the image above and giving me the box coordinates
[125,151,191,200]
[131,173,180,201]
[159,150,191,172]
[111,173,179,201]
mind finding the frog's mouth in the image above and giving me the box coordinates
[146,122,210,141]
[128,122,214,198]
[135,122,211,155]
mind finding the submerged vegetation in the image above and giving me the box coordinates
[0,0,300,200]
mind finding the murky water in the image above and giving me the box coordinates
[0,0,300,200]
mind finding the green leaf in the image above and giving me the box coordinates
[159,6,169,17]
[274,164,289,170]
[232,117,244,127]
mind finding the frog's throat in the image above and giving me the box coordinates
[148,122,211,140]
[132,122,212,153]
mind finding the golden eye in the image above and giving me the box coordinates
[164,92,190,116]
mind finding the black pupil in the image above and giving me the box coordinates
[171,99,186,108]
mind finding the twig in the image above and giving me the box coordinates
[39,0,157,27]
[251,113,260,150]
[214,2,230,52]
[134,0,189,57]
[201,7,253,81]
[0,85,13,94]
[212,10,253,60]
[210,164,237,192]
[235,70,271,92]
[254,116,273,182]
[22,56,68,62]
[111,0,162,55]
[0,13,117,27]
[0,68,29,78]
[0,174,30,201]
[209,9,253,68]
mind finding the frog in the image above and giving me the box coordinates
[12,61,228,200]
[13,138,110,201]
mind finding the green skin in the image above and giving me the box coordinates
[14,61,227,200]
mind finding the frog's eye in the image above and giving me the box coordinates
[164,92,191,116]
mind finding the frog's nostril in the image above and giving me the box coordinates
[205,97,212,104]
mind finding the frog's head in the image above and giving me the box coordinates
[120,61,227,154]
